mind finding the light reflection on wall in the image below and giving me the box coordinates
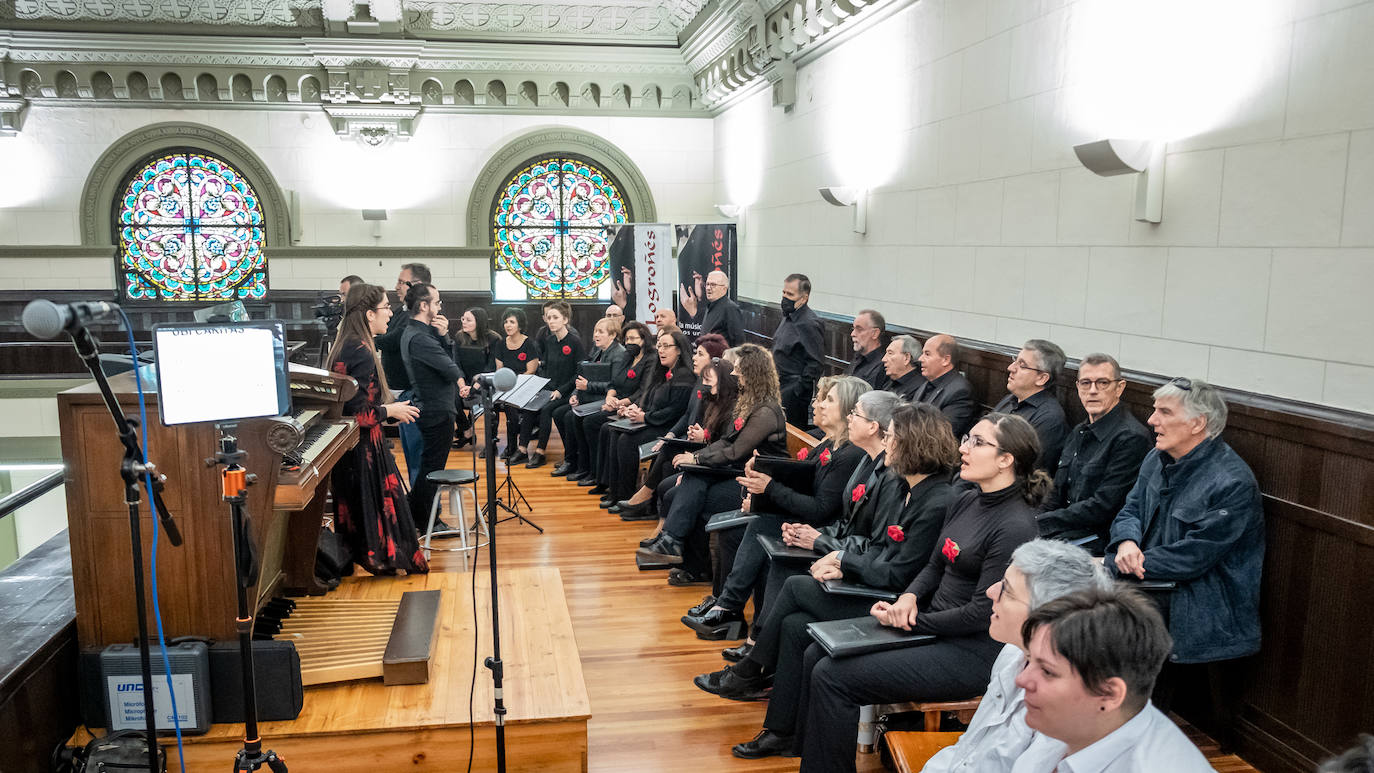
[304,126,446,211]
[1065,0,1288,141]
[0,135,54,208]
[823,20,910,190]
[721,89,768,207]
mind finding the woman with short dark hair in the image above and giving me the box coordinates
[451,306,499,449]
[496,307,539,459]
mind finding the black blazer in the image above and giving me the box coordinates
[694,402,787,468]
[401,318,463,415]
[840,474,953,591]
[700,295,745,346]
[759,440,866,527]
[916,369,978,437]
[814,452,902,554]
[638,365,694,433]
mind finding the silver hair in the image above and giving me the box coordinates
[1011,539,1112,609]
[1153,378,1228,438]
[893,334,922,367]
[856,390,901,434]
[1023,339,1067,380]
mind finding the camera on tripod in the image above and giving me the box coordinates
[311,294,343,333]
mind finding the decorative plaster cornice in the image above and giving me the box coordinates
[12,0,323,27]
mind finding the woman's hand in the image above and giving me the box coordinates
[782,523,820,550]
[809,551,844,581]
[672,452,696,469]
[550,390,561,401]
[652,439,665,453]
[736,468,772,495]
[575,375,589,391]
[871,593,919,631]
[386,400,420,424]
[625,405,646,422]
[568,394,579,407]
[1114,540,1146,579]
[458,383,472,398]
[741,494,752,513]
[686,423,706,443]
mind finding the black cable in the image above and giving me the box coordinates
[467,537,480,773]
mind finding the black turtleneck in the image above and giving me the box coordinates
[903,483,1039,638]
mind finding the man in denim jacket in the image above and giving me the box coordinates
[1105,377,1262,750]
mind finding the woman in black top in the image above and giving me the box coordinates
[612,333,730,518]
[515,300,584,468]
[591,328,694,505]
[451,306,499,449]
[326,283,427,575]
[636,344,788,574]
[495,308,539,460]
[570,321,651,484]
[732,413,1046,769]
[551,316,626,478]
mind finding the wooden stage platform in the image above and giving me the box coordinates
[169,567,588,772]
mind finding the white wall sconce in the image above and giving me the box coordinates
[817,186,867,234]
[715,203,743,218]
[1073,139,1165,224]
[362,209,388,240]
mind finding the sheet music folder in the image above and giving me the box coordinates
[806,616,936,658]
[571,401,605,417]
[577,362,612,382]
[756,533,819,563]
[820,579,898,603]
[495,374,550,409]
[705,510,757,532]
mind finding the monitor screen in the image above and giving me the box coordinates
[152,321,290,426]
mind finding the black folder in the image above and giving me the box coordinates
[677,462,744,478]
[1122,578,1178,592]
[756,533,819,563]
[522,389,555,412]
[820,579,898,603]
[577,362,612,382]
[751,457,816,512]
[571,401,605,417]
[607,418,646,432]
[706,510,757,533]
[806,616,936,658]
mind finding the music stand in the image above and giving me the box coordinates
[488,374,551,532]
[153,321,292,773]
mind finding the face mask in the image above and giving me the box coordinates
[781,296,797,316]
[624,343,642,359]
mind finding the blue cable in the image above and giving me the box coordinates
[121,310,187,773]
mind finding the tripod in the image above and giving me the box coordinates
[488,399,541,533]
[208,428,288,773]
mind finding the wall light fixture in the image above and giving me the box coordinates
[1073,139,1165,224]
[817,186,867,234]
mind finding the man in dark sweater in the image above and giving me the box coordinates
[914,334,977,437]
[844,309,889,390]
[400,282,464,529]
[993,339,1069,470]
[882,335,926,402]
[376,262,432,484]
[699,270,745,346]
[772,273,825,428]
[1038,353,1151,553]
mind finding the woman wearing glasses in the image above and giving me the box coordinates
[326,283,428,575]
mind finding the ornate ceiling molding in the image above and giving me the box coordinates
[11,0,324,27]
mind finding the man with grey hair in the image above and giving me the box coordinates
[844,309,889,390]
[698,270,744,345]
[1105,377,1263,750]
[880,334,925,402]
[993,339,1069,470]
[1038,353,1151,553]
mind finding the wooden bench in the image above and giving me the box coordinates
[859,696,981,753]
[786,422,821,458]
[884,731,963,771]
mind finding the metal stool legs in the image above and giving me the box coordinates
[422,480,484,569]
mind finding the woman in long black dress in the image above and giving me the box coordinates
[327,283,428,575]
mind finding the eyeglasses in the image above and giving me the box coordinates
[1169,377,1193,391]
[656,342,677,350]
[1076,377,1123,391]
[1011,357,1046,373]
[705,280,728,288]
[960,433,1001,451]
[373,303,390,312]
[849,409,875,423]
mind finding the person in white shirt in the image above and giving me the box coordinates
[921,539,1111,773]
[1009,587,1213,773]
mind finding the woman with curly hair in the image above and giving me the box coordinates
[326,283,429,575]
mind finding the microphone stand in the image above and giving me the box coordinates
[65,322,182,773]
[478,387,508,773]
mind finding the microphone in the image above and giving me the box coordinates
[473,368,517,392]
[22,299,121,339]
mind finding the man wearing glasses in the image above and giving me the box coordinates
[844,309,889,390]
[1037,353,1151,553]
[697,270,744,346]
[376,263,436,484]
[993,339,1070,470]
[1105,377,1263,752]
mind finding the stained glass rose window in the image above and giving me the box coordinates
[116,150,268,301]
[492,155,629,301]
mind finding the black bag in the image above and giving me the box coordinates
[315,526,354,588]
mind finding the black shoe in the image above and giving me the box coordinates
[639,532,663,548]
[693,665,770,701]
[722,641,753,663]
[551,462,573,477]
[683,607,746,639]
[478,446,487,459]
[587,484,607,495]
[615,499,654,520]
[426,519,461,539]
[499,446,514,460]
[599,498,616,510]
[688,594,717,617]
[525,451,546,469]
[508,450,529,465]
[668,567,710,587]
[636,534,683,564]
[607,504,623,515]
[731,729,797,759]
[566,470,587,482]
[576,476,597,487]
[452,434,472,450]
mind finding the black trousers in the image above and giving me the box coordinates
[579,410,615,477]
[598,426,656,502]
[499,404,520,449]
[519,394,570,447]
[715,514,785,612]
[556,404,583,469]
[660,474,741,576]
[795,634,1002,773]
[408,412,455,522]
[781,379,814,428]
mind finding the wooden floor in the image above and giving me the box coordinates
[417,426,1261,772]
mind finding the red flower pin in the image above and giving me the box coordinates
[703,429,710,440]
[697,390,703,400]
[666,369,674,380]
[851,483,866,503]
[887,525,905,542]
[797,447,810,460]
[628,368,637,378]
[517,352,527,361]
[942,538,961,562]
[734,417,745,431]
[819,448,832,466]
[562,344,572,355]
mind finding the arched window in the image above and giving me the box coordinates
[115,149,268,301]
[491,155,630,301]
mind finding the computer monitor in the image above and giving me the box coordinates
[152,320,290,426]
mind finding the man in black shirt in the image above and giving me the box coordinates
[698,270,745,346]
[881,334,925,401]
[913,334,977,436]
[771,273,825,428]
[1038,353,1151,553]
[375,262,432,484]
[401,282,465,529]
[844,309,889,390]
[993,339,1069,470]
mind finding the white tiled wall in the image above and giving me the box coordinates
[0,107,716,292]
[717,0,1374,415]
